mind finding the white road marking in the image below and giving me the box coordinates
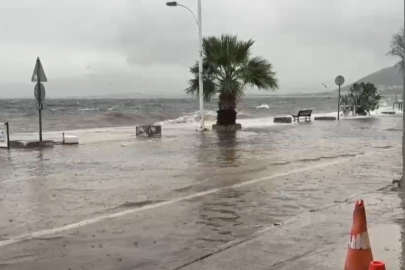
[1,176,36,184]
[0,149,396,248]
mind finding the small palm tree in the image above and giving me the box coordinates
[347,83,381,116]
[186,34,278,126]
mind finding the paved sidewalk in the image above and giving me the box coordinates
[180,189,404,270]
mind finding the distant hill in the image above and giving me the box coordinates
[357,65,402,86]
[338,65,403,95]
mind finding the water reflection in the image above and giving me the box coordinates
[0,150,13,183]
[215,131,238,166]
[197,188,244,243]
[196,131,239,167]
[28,149,52,233]
[194,131,248,243]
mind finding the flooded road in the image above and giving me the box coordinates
[0,115,404,269]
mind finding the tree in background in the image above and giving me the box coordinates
[359,83,381,115]
[387,28,404,71]
[347,83,381,116]
[186,35,278,126]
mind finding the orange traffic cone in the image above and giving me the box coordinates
[369,261,386,270]
[343,199,373,270]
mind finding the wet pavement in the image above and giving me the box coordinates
[0,116,404,269]
[181,188,405,270]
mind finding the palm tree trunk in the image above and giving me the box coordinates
[217,94,237,125]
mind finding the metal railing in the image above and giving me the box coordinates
[0,122,10,150]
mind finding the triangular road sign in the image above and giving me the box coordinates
[31,57,47,82]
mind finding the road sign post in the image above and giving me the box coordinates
[32,57,47,142]
[335,75,345,121]
[37,61,42,141]
[4,122,10,150]
[34,83,46,102]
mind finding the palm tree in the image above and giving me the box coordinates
[186,34,278,126]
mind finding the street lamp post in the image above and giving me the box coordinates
[402,0,405,186]
[166,1,205,130]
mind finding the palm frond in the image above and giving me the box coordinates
[185,77,218,101]
[185,61,218,101]
[235,38,254,65]
[186,34,278,104]
[238,56,278,90]
[203,37,222,66]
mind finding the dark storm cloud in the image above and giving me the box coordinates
[0,0,403,97]
[116,0,199,66]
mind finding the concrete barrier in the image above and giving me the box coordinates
[314,116,337,121]
[212,124,242,131]
[136,125,162,137]
[9,140,54,149]
[0,130,5,142]
[0,122,10,149]
[63,133,79,145]
[274,117,292,123]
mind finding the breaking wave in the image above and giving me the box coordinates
[78,108,100,111]
[238,111,253,119]
[155,111,217,125]
[256,104,270,109]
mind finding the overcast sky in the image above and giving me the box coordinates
[0,0,402,98]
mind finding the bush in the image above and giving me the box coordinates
[345,83,381,116]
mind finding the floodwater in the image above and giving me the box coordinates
[0,114,404,269]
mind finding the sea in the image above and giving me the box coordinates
[0,95,347,133]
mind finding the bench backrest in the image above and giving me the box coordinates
[298,110,312,116]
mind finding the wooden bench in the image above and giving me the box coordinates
[292,110,312,122]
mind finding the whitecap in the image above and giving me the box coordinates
[256,104,270,109]
[155,110,217,125]
[78,108,99,111]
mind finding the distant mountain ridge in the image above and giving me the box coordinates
[339,65,403,95]
[357,65,402,86]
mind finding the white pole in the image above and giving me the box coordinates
[198,0,205,130]
[402,0,405,186]
[338,85,340,120]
